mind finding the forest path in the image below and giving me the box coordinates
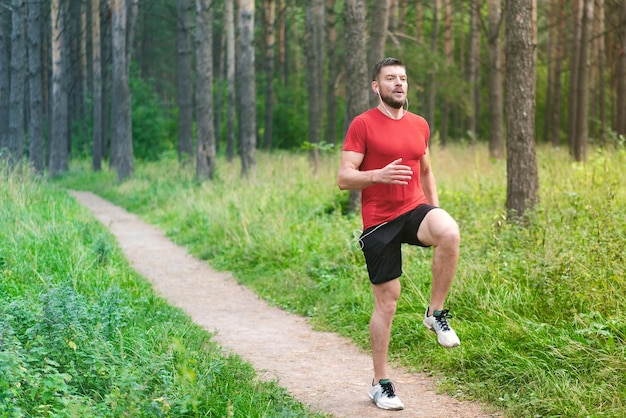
[70,190,498,418]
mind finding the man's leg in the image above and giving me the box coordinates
[370,278,401,382]
[417,208,460,312]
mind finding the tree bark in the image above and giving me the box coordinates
[277,0,286,85]
[176,0,194,162]
[440,0,453,147]
[616,0,626,135]
[126,0,138,65]
[238,0,257,176]
[80,0,88,109]
[111,0,134,181]
[568,0,582,153]
[325,0,338,145]
[49,0,69,177]
[214,30,225,155]
[550,0,566,147]
[195,0,216,181]
[262,0,276,150]
[305,0,325,169]
[415,0,423,44]
[426,0,440,137]
[367,0,389,108]
[343,0,368,213]
[505,0,539,220]
[28,0,45,172]
[8,0,26,162]
[388,0,398,32]
[543,0,555,144]
[468,0,480,142]
[101,2,112,164]
[487,0,504,159]
[591,0,606,144]
[225,0,236,162]
[572,0,594,161]
[92,0,104,171]
[0,5,11,152]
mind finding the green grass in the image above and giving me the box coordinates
[9,141,626,417]
[0,163,328,417]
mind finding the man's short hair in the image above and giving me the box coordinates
[372,57,404,81]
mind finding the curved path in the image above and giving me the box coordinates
[70,191,499,418]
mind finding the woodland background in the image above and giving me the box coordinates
[1,0,626,216]
[2,2,626,415]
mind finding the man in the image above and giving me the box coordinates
[336,57,461,411]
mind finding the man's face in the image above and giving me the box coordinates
[375,65,407,109]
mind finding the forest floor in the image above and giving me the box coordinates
[70,190,501,418]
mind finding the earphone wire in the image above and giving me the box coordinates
[377,90,407,119]
[353,222,388,250]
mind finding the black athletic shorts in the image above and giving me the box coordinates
[359,204,438,284]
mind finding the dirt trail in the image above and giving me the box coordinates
[70,190,498,418]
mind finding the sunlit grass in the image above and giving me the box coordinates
[51,143,626,417]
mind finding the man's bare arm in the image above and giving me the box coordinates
[337,151,413,190]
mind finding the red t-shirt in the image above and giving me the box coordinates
[342,108,431,229]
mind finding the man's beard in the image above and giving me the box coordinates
[381,94,404,109]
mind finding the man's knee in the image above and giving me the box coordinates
[372,280,401,315]
[421,209,460,247]
[441,220,460,248]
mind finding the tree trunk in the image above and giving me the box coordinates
[305,0,325,169]
[487,0,504,159]
[225,0,236,162]
[289,1,301,77]
[573,0,594,161]
[28,0,45,173]
[126,0,138,65]
[8,0,26,162]
[426,0,440,137]
[92,0,103,171]
[550,0,566,147]
[0,6,11,152]
[262,0,276,150]
[176,0,194,162]
[591,0,606,144]
[195,0,216,181]
[543,0,556,144]
[102,2,112,163]
[505,0,539,220]
[214,31,225,154]
[388,0,398,32]
[397,0,408,33]
[440,0,453,147]
[367,0,389,108]
[616,0,626,135]
[67,0,82,143]
[568,0,582,154]
[325,0,338,145]
[277,0,286,85]
[111,0,134,181]
[415,0,423,44]
[343,0,368,214]
[468,0,480,142]
[80,0,88,110]
[238,0,257,176]
[49,0,69,176]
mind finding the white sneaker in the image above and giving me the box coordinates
[423,308,461,348]
[368,379,404,410]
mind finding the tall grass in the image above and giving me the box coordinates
[0,163,328,417]
[54,143,626,417]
